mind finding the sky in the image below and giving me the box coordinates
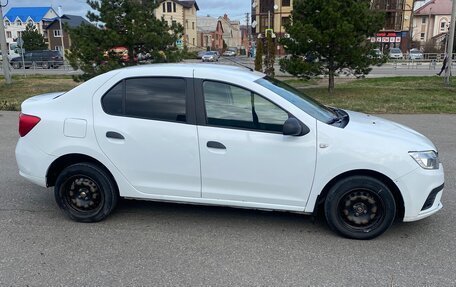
[2,0,250,24]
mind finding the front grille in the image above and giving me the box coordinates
[421,184,444,211]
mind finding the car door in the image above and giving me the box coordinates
[93,75,201,198]
[195,79,317,209]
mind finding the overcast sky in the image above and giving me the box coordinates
[2,0,250,23]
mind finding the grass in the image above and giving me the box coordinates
[0,75,79,111]
[0,75,455,113]
[287,76,456,114]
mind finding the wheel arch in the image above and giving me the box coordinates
[314,169,405,221]
[46,153,118,192]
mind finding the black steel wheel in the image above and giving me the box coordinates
[55,163,118,222]
[324,176,396,240]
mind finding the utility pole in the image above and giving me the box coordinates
[0,0,12,84]
[444,0,455,85]
[58,6,66,64]
[246,12,250,56]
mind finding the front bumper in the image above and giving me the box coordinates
[395,164,444,222]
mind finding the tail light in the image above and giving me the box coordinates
[19,113,41,137]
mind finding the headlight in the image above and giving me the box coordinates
[409,150,439,170]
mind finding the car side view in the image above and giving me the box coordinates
[15,64,444,239]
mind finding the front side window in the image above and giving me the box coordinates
[203,81,289,133]
[255,77,336,124]
[101,77,187,123]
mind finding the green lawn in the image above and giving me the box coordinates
[287,76,456,114]
[1,75,455,113]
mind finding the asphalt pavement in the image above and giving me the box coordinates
[0,111,455,286]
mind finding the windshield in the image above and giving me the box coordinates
[255,76,337,123]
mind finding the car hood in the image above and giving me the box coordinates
[345,110,436,151]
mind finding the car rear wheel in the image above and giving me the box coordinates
[54,163,118,222]
[42,62,50,69]
[324,176,396,240]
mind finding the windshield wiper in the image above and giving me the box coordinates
[327,108,348,124]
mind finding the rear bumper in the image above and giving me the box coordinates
[15,138,56,187]
[395,164,444,222]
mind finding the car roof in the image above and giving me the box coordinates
[119,63,265,81]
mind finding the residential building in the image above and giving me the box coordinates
[197,16,224,51]
[218,14,242,49]
[371,0,415,51]
[240,25,250,53]
[155,0,199,49]
[3,7,58,49]
[46,14,91,53]
[412,0,452,50]
[251,0,292,37]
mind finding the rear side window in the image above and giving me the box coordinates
[102,81,123,115]
[101,77,187,123]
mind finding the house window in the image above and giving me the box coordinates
[4,20,10,26]
[17,31,22,38]
[440,22,447,31]
[16,19,22,26]
[192,22,195,30]
[282,16,290,27]
[172,20,177,26]
[420,33,425,40]
[162,3,165,12]
[167,2,172,12]
[6,31,12,38]
[421,18,426,24]
[173,2,176,12]
[186,20,188,29]
[54,30,62,37]
[282,0,291,6]
[192,38,195,46]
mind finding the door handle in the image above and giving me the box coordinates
[207,141,226,149]
[106,131,125,140]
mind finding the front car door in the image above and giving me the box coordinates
[93,72,201,198]
[194,75,317,210]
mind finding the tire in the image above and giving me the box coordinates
[54,163,119,222]
[324,176,396,240]
[12,62,20,69]
[42,62,50,69]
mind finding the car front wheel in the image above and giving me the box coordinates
[54,163,119,222]
[324,175,396,240]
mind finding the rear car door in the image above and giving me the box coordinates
[93,75,201,198]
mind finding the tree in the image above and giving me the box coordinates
[67,0,183,81]
[280,0,384,95]
[22,23,47,51]
[264,32,276,77]
[254,37,263,72]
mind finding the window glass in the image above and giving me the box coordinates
[102,81,123,115]
[203,81,288,132]
[125,78,186,122]
[167,2,172,12]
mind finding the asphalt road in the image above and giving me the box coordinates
[1,58,453,77]
[0,111,455,286]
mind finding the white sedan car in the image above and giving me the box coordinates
[16,64,444,239]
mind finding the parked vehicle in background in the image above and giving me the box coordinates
[373,48,382,59]
[202,51,219,62]
[389,48,403,60]
[15,64,444,240]
[10,50,63,69]
[197,50,207,59]
[408,49,423,60]
[223,50,236,57]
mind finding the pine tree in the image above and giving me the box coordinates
[264,32,276,77]
[280,0,384,95]
[67,0,184,81]
[22,23,47,51]
[254,37,263,72]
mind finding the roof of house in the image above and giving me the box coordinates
[3,7,57,22]
[414,0,452,15]
[197,16,222,33]
[178,0,199,10]
[48,14,91,29]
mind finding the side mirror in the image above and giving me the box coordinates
[283,118,310,136]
